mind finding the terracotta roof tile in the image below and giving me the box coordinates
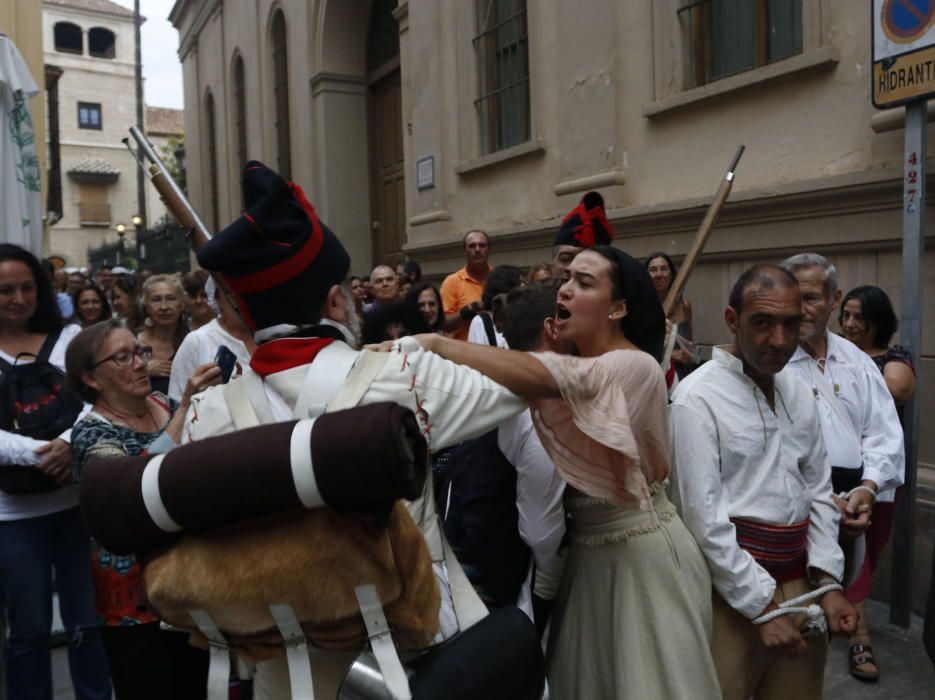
[68,156,121,176]
[145,106,184,137]
[45,0,137,20]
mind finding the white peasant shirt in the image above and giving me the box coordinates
[668,347,844,619]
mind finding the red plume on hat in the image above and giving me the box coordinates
[554,191,615,248]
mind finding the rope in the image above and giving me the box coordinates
[752,583,843,636]
[838,484,877,503]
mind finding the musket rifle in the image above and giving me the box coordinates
[124,126,245,324]
[661,145,745,368]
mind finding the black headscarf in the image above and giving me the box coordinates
[590,245,666,363]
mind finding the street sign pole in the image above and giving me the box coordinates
[891,97,926,628]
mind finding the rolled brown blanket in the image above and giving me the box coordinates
[80,402,427,555]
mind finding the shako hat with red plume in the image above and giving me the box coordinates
[197,161,350,330]
[554,191,615,248]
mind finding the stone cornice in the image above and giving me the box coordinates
[405,165,935,263]
[174,0,220,61]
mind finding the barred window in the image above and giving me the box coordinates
[205,91,219,233]
[473,0,530,155]
[233,55,247,176]
[271,10,292,181]
[678,0,802,88]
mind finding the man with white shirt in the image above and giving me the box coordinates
[670,265,856,700]
[445,280,565,628]
[780,252,904,681]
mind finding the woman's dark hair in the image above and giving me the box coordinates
[0,244,64,334]
[840,285,899,349]
[361,300,431,345]
[405,283,444,332]
[65,319,123,403]
[644,252,678,285]
[112,276,143,332]
[590,245,667,362]
[482,266,524,310]
[71,284,111,326]
[403,260,422,282]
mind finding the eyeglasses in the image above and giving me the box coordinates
[94,345,153,369]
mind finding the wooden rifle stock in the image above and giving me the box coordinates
[125,126,246,324]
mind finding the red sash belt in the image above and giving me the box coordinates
[731,517,810,583]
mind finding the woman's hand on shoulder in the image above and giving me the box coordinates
[365,334,439,354]
[180,363,223,407]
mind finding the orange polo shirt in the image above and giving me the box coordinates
[440,265,489,340]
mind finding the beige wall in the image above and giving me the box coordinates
[172,0,935,484]
[1,0,47,243]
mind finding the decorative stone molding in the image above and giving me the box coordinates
[553,169,626,197]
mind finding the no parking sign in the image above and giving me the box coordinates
[873,0,935,108]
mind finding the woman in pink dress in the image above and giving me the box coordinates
[406,246,720,698]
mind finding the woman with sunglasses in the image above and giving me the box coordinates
[65,320,220,699]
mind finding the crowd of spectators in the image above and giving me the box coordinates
[0,226,923,698]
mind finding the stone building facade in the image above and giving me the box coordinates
[42,0,182,268]
[170,1,935,605]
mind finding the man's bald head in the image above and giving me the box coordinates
[729,265,800,315]
[370,265,399,303]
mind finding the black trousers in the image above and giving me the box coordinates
[102,622,209,700]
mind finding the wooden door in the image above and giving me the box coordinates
[367,68,405,267]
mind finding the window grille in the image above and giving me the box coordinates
[271,11,292,181]
[233,55,248,177]
[205,91,219,233]
[678,0,802,88]
[473,0,530,155]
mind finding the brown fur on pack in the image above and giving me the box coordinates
[142,501,439,660]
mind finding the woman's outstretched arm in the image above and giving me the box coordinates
[408,333,561,400]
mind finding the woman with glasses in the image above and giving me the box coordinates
[0,244,112,700]
[137,274,188,395]
[65,320,220,699]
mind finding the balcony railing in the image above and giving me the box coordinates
[79,202,111,226]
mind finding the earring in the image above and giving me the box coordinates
[608,313,614,319]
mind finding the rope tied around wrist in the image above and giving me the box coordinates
[752,583,843,636]
[839,484,877,503]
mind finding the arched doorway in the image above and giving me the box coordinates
[366,0,405,267]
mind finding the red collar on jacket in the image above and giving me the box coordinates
[249,337,334,377]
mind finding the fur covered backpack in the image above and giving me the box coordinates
[80,402,438,698]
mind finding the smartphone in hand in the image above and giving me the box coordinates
[214,345,237,383]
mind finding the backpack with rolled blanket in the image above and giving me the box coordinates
[80,400,438,699]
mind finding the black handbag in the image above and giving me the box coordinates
[0,328,83,494]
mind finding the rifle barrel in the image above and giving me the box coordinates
[662,145,744,318]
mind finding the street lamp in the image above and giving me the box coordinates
[115,223,126,264]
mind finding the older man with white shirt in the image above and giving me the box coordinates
[669,265,856,700]
[781,252,905,682]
